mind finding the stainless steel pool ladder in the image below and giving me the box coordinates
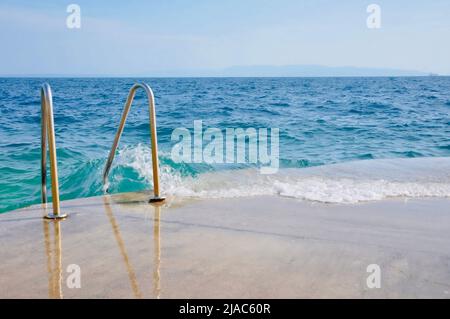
[103,83,165,203]
[41,83,67,219]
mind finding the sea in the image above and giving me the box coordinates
[1,77,449,213]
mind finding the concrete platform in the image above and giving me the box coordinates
[1,192,450,298]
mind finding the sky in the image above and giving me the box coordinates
[0,0,449,76]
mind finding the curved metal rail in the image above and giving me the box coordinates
[41,83,67,219]
[103,83,164,203]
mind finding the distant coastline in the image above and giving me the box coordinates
[0,64,439,78]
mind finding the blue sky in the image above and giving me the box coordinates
[0,0,449,75]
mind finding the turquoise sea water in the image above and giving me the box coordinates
[1,77,450,213]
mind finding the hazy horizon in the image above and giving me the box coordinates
[0,64,439,78]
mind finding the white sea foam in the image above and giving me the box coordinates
[116,145,450,204]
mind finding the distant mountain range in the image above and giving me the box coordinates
[149,65,430,77]
[220,65,429,77]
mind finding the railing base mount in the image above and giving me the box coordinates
[44,213,68,220]
[149,196,165,204]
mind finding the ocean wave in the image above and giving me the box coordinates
[2,145,449,214]
[112,145,450,204]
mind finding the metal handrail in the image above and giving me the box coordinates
[41,83,67,219]
[103,83,165,203]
